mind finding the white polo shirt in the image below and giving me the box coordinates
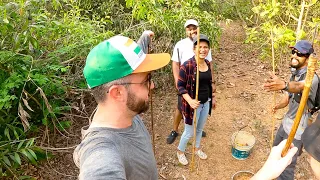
[172,37,212,64]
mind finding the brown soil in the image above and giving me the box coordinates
[26,22,317,180]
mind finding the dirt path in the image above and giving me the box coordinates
[31,22,316,180]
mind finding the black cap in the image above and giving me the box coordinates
[193,34,210,47]
[301,114,320,162]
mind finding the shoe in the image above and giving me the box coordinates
[202,131,207,137]
[196,149,207,160]
[167,131,179,144]
[177,152,188,165]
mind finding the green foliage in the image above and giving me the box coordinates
[211,0,253,20]
[77,0,222,49]
[126,0,222,48]
[0,0,114,177]
[245,0,320,66]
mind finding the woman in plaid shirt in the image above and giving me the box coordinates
[176,34,216,165]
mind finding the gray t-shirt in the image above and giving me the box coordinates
[73,115,158,180]
[283,67,319,140]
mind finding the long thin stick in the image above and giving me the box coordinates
[151,89,155,154]
[270,26,276,148]
[190,27,200,172]
[281,54,317,156]
[148,42,155,154]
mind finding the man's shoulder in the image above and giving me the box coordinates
[133,115,145,127]
[313,73,320,81]
[73,129,119,168]
[75,129,119,154]
[175,38,190,46]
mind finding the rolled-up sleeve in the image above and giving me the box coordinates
[178,63,188,95]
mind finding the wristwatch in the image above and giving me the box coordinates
[282,81,289,91]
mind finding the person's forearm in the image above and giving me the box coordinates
[182,93,192,103]
[275,95,289,109]
[172,62,180,88]
[279,80,304,93]
[137,34,151,54]
[251,168,271,180]
[210,62,216,92]
[212,83,216,93]
[286,81,304,93]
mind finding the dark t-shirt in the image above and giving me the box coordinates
[198,69,211,104]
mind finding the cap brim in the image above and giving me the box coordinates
[185,23,198,28]
[289,45,305,54]
[133,53,170,73]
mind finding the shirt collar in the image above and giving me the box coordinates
[291,66,307,76]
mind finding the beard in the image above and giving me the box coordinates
[290,58,305,69]
[187,32,197,39]
[126,89,149,114]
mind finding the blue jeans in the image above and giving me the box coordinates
[178,101,210,152]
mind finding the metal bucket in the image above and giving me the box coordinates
[231,130,256,160]
[231,171,254,180]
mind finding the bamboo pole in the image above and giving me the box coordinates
[270,27,276,148]
[190,27,200,172]
[281,54,317,157]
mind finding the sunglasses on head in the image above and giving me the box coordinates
[292,49,308,57]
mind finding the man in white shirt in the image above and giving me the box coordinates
[167,19,216,144]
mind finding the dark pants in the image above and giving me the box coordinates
[273,124,303,180]
[177,94,182,112]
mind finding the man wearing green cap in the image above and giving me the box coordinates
[73,32,170,179]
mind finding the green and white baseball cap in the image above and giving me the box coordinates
[83,35,170,88]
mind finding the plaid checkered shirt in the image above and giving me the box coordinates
[177,56,213,125]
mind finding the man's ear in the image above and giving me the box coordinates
[108,85,126,102]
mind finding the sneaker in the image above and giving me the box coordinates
[166,131,179,144]
[196,149,208,160]
[177,152,188,165]
[202,131,207,137]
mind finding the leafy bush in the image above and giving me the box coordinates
[0,0,113,177]
[245,0,320,66]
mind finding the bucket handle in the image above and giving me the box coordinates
[238,124,252,132]
[232,124,253,146]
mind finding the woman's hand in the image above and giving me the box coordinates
[188,99,200,109]
[212,97,217,110]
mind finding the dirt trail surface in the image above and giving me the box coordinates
[28,22,316,180]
